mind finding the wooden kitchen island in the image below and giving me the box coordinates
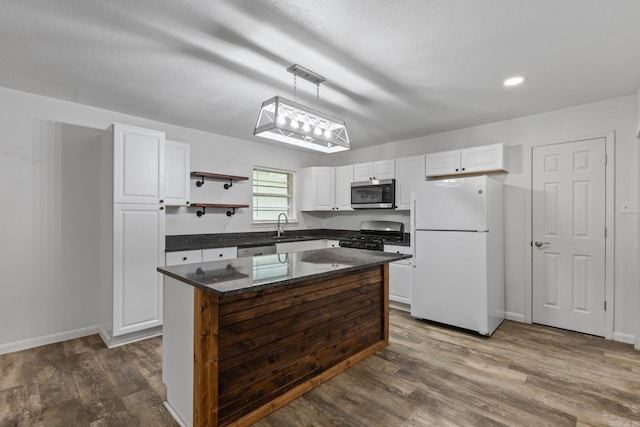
[157,247,410,427]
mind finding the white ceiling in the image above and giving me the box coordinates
[2,0,640,150]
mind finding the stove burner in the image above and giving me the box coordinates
[338,220,405,251]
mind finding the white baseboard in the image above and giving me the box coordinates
[505,312,526,323]
[389,301,410,313]
[613,331,636,345]
[98,325,163,349]
[0,325,99,356]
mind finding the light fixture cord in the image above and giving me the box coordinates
[293,74,297,102]
[316,83,320,111]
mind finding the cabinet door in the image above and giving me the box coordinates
[166,250,202,266]
[385,245,412,306]
[461,143,506,173]
[334,165,354,211]
[325,240,340,248]
[313,167,336,210]
[425,150,461,177]
[389,261,412,305]
[202,247,237,262]
[372,160,395,180]
[395,155,425,210]
[113,204,165,336]
[114,124,165,204]
[353,163,373,181]
[164,140,190,206]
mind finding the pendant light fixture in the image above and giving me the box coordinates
[254,64,350,153]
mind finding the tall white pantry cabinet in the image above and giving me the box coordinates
[99,124,166,347]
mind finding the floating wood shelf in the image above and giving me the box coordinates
[190,171,249,189]
[191,203,249,217]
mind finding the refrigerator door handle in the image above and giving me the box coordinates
[411,196,417,267]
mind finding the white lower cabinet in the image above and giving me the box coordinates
[113,204,165,337]
[384,245,412,310]
[326,240,340,248]
[166,250,202,266]
[165,247,237,266]
[202,247,237,261]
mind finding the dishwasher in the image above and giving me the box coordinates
[237,244,276,257]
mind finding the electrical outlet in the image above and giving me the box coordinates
[620,201,638,214]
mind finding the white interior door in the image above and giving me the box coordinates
[532,138,606,336]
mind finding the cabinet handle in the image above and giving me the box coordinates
[159,206,164,210]
[183,257,187,261]
[219,253,223,257]
[159,199,164,203]
[455,168,459,172]
[462,168,466,171]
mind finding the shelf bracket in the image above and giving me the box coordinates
[224,179,233,190]
[226,208,236,216]
[196,207,206,217]
[195,176,205,187]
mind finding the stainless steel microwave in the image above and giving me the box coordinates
[351,179,396,209]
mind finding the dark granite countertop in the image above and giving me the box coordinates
[165,229,411,252]
[157,247,411,297]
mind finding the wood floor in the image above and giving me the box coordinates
[1,310,639,426]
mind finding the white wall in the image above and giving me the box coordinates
[0,87,320,352]
[322,95,639,341]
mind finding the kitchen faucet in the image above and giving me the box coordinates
[277,212,289,237]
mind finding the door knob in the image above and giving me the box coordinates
[534,241,551,247]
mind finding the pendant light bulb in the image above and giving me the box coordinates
[290,118,299,129]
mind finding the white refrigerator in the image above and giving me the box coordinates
[411,175,504,336]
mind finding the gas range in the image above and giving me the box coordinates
[338,236,385,251]
[338,221,404,251]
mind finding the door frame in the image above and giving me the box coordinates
[526,131,615,339]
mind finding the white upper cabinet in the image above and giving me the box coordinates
[425,143,507,177]
[395,155,425,210]
[425,149,461,176]
[300,166,353,211]
[300,167,335,211]
[113,124,165,204]
[353,160,395,181]
[460,144,506,174]
[334,165,354,211]
[164,140,190,206]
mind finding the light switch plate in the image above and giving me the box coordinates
[620,201,638,214]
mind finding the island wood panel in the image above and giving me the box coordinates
[219,279,382,355]
[219,324,383,424]
[218,301,382,394]
[218,290,382,370]
[193,264,389,427]
[219,268,383,323]
[218,277,384,421]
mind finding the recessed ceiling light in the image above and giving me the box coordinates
[504,76,525,87]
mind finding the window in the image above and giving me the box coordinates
[253,167,295,222]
